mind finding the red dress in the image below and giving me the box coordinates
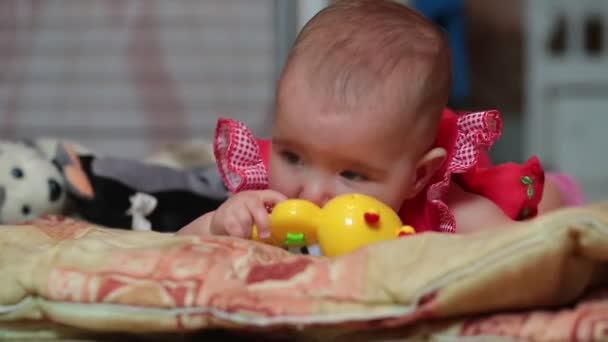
[213,108,545,234]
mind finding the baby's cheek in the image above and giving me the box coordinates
[362,184,407,213]
[268,170,298,198]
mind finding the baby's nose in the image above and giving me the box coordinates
[299,192,331,207]
[298,184,332,207]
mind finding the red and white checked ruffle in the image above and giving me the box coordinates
[213,118,268,193]
[427,110,502,233]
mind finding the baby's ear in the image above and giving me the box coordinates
[410,147,447,197]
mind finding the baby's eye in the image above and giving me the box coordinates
[281,150,301,165]
[340,170,368,181]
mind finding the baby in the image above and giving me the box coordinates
[178,0,578,240]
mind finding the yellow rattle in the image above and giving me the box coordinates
[251,193,415,257]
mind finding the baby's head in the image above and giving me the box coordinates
[269,0,451,211]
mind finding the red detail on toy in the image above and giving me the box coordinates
[364,211,380,224]
[398,230,414,237]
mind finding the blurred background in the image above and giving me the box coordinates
[1,0,607,200]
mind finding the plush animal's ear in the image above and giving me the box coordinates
[56,142,94,199]
[20,139,43,154]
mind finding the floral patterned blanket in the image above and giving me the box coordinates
[2,202,608,341]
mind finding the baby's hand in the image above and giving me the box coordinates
[209,190,287,239]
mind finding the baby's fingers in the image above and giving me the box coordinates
[255,190,288,207]
[246,200,272,239]
[224,206,254,238]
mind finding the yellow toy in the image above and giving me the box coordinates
[251,193,415,257]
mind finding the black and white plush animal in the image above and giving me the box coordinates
[0,141,68,224]
[67,154,228,232]
[0,139,228,232]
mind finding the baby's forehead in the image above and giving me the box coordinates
[278,87,425,136]
[274,105,424,158]
[280,54,432,117]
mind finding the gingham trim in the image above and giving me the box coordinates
[427,110,502,233]
[213,118,268,193]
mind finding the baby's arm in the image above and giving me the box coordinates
[538,178,565,214]
[177,190,286,238]
[446,182,515,234]
[178,211,214,236]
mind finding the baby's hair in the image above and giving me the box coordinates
[281,0,451,129]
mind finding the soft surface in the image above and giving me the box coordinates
[2,203,608,341]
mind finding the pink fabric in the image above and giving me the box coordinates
[460,288,608,341]
[6,210,608,340]
[411,109,503,233]
[400,108,545,232]
[213,118,268,192]
[548,172,586,206]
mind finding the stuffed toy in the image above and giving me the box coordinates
[0,139,227,232]
[67,154,227,232]
[0,140,69,224]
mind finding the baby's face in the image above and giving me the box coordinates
[269,94,422,212]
